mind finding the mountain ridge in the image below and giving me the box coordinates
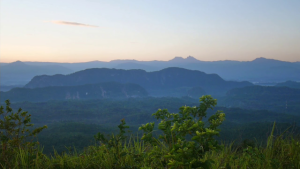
[0,61,73,85]
[24,67,253,97]
[2,57,300,85]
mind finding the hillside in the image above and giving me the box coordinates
[0,82,147,102]
[24,67,253,96]
[186,87,206,98]
[276,81,300,89]
[219,86,300,114]
[226,85,300,97]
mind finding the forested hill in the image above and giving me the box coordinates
[0,82,147,102]
[226,85,300,98]
[275,81,300,89]
[219,85,300,113]
[24,67,253,96]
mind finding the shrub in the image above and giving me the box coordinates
[0,100,47,168]
[139,95,225,169]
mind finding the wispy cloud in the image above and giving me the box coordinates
[49,20,98,28]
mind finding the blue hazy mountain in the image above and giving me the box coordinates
[0,85,24,92]
[2,57,299,84]
[24,67,253,97]
[0,61,73,85]
[23,57,300,82]
[114,62,157,70]
[0,63,8,66]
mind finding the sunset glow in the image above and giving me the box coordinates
[1,0,299,63]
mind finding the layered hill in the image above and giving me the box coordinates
[276,81,300,89]
[24,67,252,96]
[0,61,73,85]
[0,85,24,92]
[18,56,300,82]
[219,86,300,114]
[0,82,147,102]
[226,86,300,98]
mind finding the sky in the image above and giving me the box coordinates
[1,0,300,63]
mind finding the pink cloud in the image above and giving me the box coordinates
[49,20,98,28]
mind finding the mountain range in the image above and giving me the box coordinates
[24,67,252,97]
[1,57,299,86]
[23,56,300,83]
[0,61,73,85]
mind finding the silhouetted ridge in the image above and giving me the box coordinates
[3,57,300,85]
[25,67,253,96]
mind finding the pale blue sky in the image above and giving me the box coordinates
[1,0,299,62]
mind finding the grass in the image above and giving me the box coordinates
[2,133,300,169]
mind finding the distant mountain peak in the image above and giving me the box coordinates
[251,57,291,64]
[13,60,24,63]
[253,57,268,61]
[9,61,27,66]
[110,59,138,63]
[170,57,184,61]
[252,57,279,62]
[169,56,199,62]
[186,56,198,61]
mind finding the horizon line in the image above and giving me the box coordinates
[0,57,299,64]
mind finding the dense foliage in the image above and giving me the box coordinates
[139,95,225,168]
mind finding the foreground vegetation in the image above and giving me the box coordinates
[1,96,300,169]
[4,134,300,169]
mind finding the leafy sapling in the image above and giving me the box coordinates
[0,100,47,167]
[139,95,226,169]
[94,119,130,160]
